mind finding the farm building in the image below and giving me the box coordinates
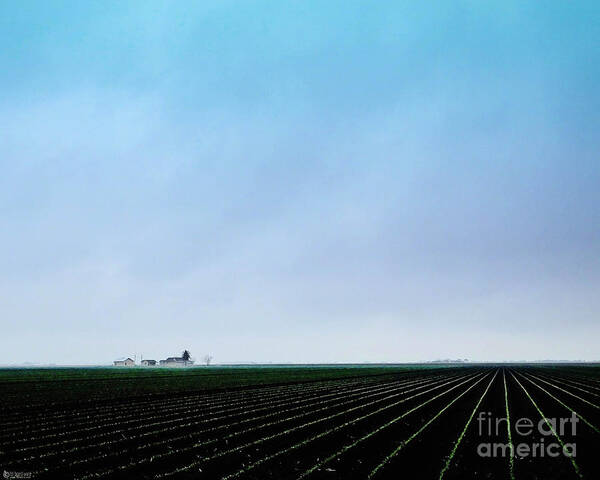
[159,357,194,367]
[141,359,156,366]
[113,358,135,366]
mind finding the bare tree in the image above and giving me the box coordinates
[203,354,213,366]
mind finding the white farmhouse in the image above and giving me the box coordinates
[113,357,135,366]
[159,357,194,367]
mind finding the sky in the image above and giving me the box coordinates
[1,1,599,364]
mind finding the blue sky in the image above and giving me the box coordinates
[1,1,599,363]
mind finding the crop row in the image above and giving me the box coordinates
[5,366,599,479]
[0,373,400,433]
[0,374,402,446]
[3,373,437,469]
[150,372,482,479]
[76,372,476,479]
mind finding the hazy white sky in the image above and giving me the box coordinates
[1,1,599,363]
